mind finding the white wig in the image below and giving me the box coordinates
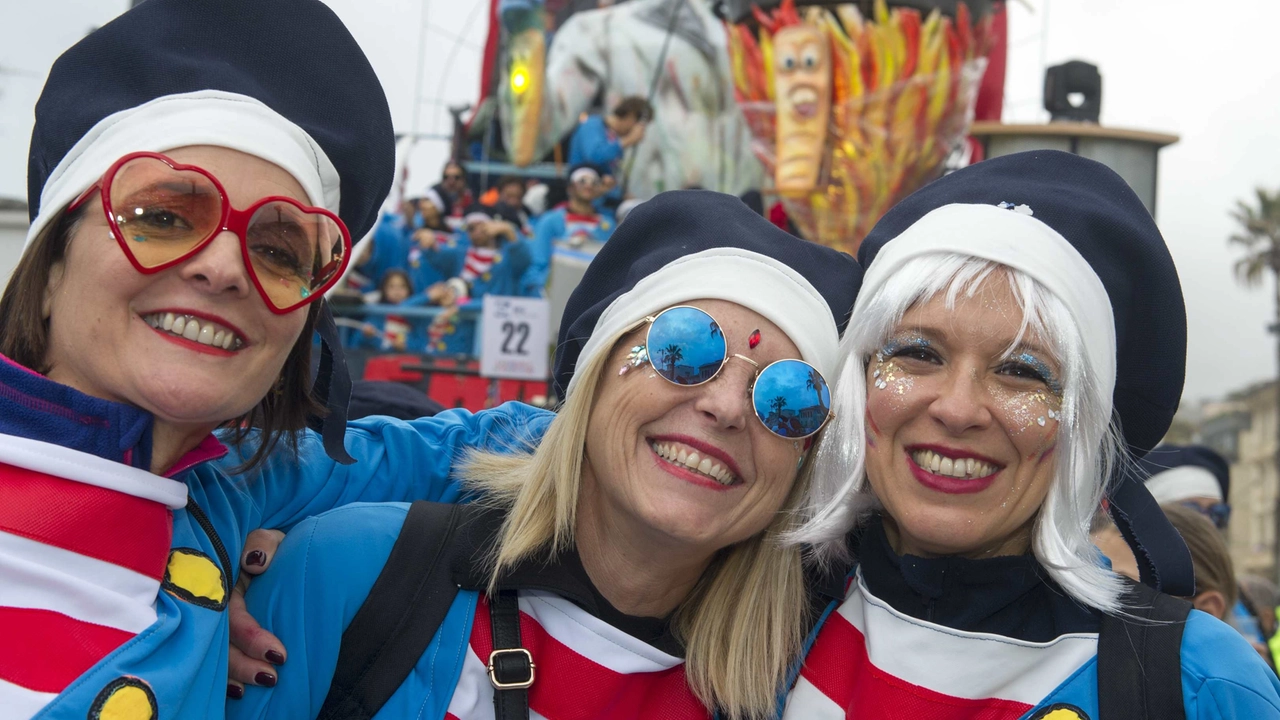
[789,252,1130,614]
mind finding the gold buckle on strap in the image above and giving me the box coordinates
[487,648,535,690]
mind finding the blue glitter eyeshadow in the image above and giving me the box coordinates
[878,334,929,360]
[1013,352,1063,396]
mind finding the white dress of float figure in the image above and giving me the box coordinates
[503,0,766,198]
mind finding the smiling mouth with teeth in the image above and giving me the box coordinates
[649,440,739,486]
[142,312,245,351]
[909,449,1000,480]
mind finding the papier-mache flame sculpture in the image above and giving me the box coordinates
[728,0,991,253]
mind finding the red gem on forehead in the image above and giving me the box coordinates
[748,329,761,349]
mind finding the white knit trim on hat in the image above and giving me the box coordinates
[1145,466,1224,504]
[565,248,839,396]
[854,203,1117,401]
[26,89,339,255]
[569,166,602,184]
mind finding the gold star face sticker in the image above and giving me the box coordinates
[89,677,157,720]
[162,547,227,610]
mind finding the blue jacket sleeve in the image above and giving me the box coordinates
[1181,610,1280,719]
[228,503,408,719]
[570,116,623,166]
[521,212,562,296]
[426,234,467,279]
[221,402,554,531]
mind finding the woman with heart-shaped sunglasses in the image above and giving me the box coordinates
[0,0,552,717]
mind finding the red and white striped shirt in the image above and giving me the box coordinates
[461,247,498,285]
[784,572,1098,720]
[0,434,186,719]
[444,591,712,720]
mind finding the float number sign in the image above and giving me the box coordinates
[480,296,550,380]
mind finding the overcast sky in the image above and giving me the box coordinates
[3,0,1278,405]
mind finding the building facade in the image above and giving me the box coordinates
[1201,381,1278,580]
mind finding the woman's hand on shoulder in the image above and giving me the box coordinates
[227,528,287,698]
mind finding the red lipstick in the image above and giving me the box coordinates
[904,447,1001,495]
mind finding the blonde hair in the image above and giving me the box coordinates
[461,328,808,720]
[790,253,1129,613]
[1161,503,1237,609]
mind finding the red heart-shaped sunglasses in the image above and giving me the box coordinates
[69,151,351,314]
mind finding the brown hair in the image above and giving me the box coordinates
[0,205,323,472]
[496,175,525,193]
[613,96,654,122]
[1161,503,1238,608]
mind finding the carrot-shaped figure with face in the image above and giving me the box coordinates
[756,0,830,194]
[500,0,546,167]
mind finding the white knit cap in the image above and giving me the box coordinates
[1146,466,1225,504]
[854,203,1117,400]
[565,247,839,396]
[26,89,337,254]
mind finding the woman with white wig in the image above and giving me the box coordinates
[782,151,1280,719]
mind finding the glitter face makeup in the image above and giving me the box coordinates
[863,278,1065,560]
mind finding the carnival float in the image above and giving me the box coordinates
[478,0,1000,254]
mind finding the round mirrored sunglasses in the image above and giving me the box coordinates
[619,305,834,440]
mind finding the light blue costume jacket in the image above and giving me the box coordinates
[1023,611,1280,719]
[522,207,614,296]
[789,562,1280,720]
[427,231,535,356]
[365,212,461,293]
[567,115,622,171]
[228,503,477,720]
[0,349,551,720]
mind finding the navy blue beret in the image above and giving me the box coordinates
[1139,444,1231,501]
[858,150,1192,595]
[552,190,862,397]
[28,0,394,240]
[859,150,1185,457]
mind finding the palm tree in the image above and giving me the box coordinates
[769,395,788,417]
[1228,187,1280,578]
[659,343,683,378]
[806,367,825,408]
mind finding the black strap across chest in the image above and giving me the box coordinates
[489,588,533,720]
[1096,580,1192,720]
[317,501,466,720]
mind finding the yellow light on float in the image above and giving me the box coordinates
[511,65,529,95]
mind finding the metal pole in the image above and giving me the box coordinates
[409,0,434,138]
[620,0,686,197]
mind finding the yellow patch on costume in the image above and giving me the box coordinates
[163,547,227,610]
[1030,705,1089,720]
[89,677,157,720]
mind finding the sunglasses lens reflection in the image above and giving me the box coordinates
[646,307,727,386]
[752,359,831,439]
[108,156,222,268]
[247,202,346,311]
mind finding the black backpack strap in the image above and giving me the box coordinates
[317,501,465,720]
[488,588,533,720]
[1097,580,1193,720]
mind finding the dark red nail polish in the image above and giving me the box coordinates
[265,650,285,665]
[255,672,277,687]
[227,684,244,700]
[246,550,267,567]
